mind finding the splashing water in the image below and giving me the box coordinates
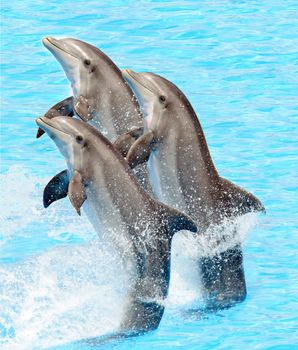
[0,166,260,349]
[0,168,132,349]
[0,240,129,349]
[0,166,95,247]
[2,0,297,348]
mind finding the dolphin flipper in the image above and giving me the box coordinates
[43,169,69,208]
[68,170,87,216]
[113,127,144,157]
[36,97,74,138]
[74,95,96,122]
[126,130,155,168]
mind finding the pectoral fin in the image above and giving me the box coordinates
[68,170,87,215]
[36,128,45,139]
[74,95,95,122]
[36,97,74,138]
[43,170,69,208]
[113,127,144,157]
[126,130,155,168]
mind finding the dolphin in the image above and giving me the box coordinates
[120,69,265,310]
[36,115,198,334]
[39,37,150,196]
[38,37,143,143]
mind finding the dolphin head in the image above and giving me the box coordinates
[43,37,120,96]
[36,115,97,172]
[43,37,122,114]
[122,69,189,133]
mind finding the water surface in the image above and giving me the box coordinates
[1,1,298,349]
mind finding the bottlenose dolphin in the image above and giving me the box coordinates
[39,37,149,194]
[39,37,142,143]
[36,115,198,334]
[120,69,265,310]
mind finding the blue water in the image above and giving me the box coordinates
[1,0,298,349]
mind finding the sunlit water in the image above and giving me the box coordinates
[1,1,298,349]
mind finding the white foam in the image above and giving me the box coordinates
[0,166,94,244]
[0,240,129,350]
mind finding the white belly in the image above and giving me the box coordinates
[82,172,135,261]
[148,146,188,214]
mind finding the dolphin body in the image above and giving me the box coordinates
[119,69,265,310]
[36,115,198,334]
[39,37,149,200]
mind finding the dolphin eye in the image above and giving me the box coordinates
[76,135,84,143]
[159,95,166,103]
[84,59,91,66]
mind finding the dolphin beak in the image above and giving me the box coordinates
[36,97,74,139]
[122,69,155,95]
[42,36,79,61]
[36,116,58,138]
[36,116,47,130]
[42,37,51,46]
[42,37,58,50]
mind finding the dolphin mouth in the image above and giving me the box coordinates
[43,37,79,61]
[122,69,155,95]
[36,117,72,137]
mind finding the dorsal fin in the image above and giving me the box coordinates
[218,177,265,216]
[157,202,198,237]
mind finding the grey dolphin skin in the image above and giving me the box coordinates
[39,37,150,199]
[120,69,265,310]
[36,115,198,334]
[40,37,142,142]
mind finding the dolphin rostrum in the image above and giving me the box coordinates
[36,115,198,334]
[119,69,265,310]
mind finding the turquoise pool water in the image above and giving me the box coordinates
[1,1,298,349]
